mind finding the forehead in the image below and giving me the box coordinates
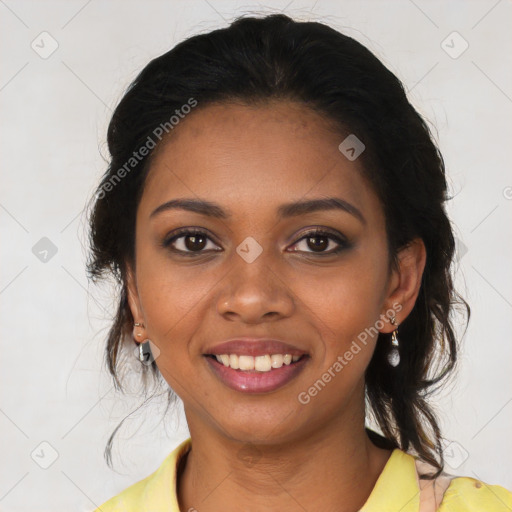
[139,100,381,223]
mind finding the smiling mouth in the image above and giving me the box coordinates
[204,352,310,393]
[205,353,307,372]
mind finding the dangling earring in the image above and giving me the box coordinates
[133,322,153,365]
[388,314,400,367]
[138,339,153,365]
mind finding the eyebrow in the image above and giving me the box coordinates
[150,197,366,224]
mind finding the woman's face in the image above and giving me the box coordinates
[127,100,421,444]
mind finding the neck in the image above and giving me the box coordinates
[177,399,393,512]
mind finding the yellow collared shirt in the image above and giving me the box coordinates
[94,438,512,511]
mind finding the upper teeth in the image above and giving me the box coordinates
[214,354,301,371]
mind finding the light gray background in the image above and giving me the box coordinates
[1,1,511,510]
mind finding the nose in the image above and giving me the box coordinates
[216,249,295,324]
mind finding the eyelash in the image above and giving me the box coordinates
[162,227,349,257]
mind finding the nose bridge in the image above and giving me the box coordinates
[216,236,294,321]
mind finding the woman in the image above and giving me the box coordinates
[88,13,512,511]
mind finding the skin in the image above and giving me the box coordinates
[126,100,426,512]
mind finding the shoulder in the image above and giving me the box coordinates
[91,437,191,512]
[413,454,512,511]
[438,476,512,511]
[360,447,512,512]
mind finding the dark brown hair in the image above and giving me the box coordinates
[87,13,470,476]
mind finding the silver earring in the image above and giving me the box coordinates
[388,315,400,367]
[138,339,153,365]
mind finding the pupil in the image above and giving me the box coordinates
[308,235,328,252]
[186,234,206,251]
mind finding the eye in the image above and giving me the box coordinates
[162,228,222,255]
[289,228,349,255]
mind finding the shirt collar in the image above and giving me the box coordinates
[147,439,421,511]
[360,448,421,511]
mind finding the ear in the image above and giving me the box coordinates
[126,262,147,341]
[380,237,426,333]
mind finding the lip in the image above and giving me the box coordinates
[203,337,308,357]
[204,353,309,394]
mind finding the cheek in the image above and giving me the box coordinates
[134,244,221,366]
[290,270,384,409]
[139,268,213,337]
[135,261,215,398]
[292,252,387,361]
